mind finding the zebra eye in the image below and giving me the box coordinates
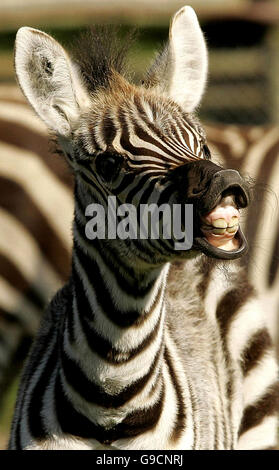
[203,144,211,160]
[95,153,123,183]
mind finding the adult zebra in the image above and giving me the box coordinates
[7,6,279,450]
[207,124,279,349]
[0,84,73,402]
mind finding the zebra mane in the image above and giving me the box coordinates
[70,26,138,93]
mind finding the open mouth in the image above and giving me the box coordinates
[194,196,248,260]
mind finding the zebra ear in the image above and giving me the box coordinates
[146,6,208,113]
[15,27,82,136]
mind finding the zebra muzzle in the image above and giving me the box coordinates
[194,169,249,259]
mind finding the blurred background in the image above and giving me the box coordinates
[1,0,279,449]
[2,0,279,123]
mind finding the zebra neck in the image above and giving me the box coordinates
[72,198,169,326]
[71,234,168,324]
[62,210,169,411]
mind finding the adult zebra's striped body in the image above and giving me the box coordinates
[0,85,73,399]
[207,124,279,350]
[5,6,279,449]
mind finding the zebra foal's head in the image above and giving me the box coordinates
[14,6,249,263]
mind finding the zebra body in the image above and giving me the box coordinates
[8,6,279,449]
[10,256,278,450]
[2,108,279,401]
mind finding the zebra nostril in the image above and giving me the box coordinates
[210,170,250,210]
[235,190,248,208]
[221,187,248,209]
[219,193,237,208]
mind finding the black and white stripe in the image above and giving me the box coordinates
[8,99,279,449]
[2,90,279,449]
[5,7,279,449]
[0,86,73,405]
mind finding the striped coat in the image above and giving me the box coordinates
[4,6,279,449]
[1,94,279,405]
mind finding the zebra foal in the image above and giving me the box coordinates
[9,6,279,450]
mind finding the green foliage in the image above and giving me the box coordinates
[0,375,20,449]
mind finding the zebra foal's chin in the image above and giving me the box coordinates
[8,5,279,450]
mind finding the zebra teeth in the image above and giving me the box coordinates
[212,228,226,235]
[212,219,227,229]
[228,217,239,227]
[227,225,238,233]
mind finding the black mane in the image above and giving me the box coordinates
[70,25,138,93]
